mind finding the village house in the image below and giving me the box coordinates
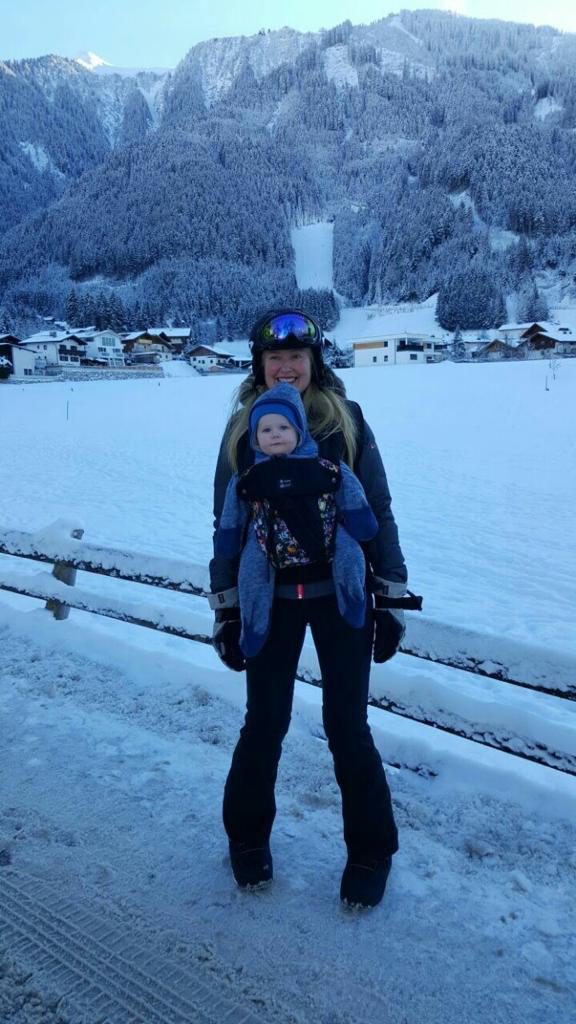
[517,330,557,357]
[498,321,574,357]
[498,322,549,344]
[473,339,517,361]
[504,322,573,359]
[121,331,173,364]
[20,330,88,371]
[148,327,191,355]
[71,328,125,367]
[188,344,234,370]
[353,334,448,367]
[227,353,252,371]
[496,321,565,354]
[0,335,37,379]
[555,330,576,356]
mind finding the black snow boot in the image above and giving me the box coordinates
[340,855,392,909]
[229,842,273,888]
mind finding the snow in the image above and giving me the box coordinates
[75,50,172,77]
[1,360,575,652]
[148,327,191,338]
[388,15,424,47]
[212,340,251,359]
[75,51,112,72]
[19,141,63,177]
[379,48,430,78]
[1,597,575,1022]
[488,225,521,251]
[189,29,316,108]
[137,72,170,128]
[159,358,199,377]
[534,96,563,120]
[291,222,334,290]
[450,190,520,251]
[499,320,556,333]
[331,296,447,343]
[323,45,359,89]
[293,221,449,340]
[1,356,576,1021]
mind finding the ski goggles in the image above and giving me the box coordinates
[251,312,322,350]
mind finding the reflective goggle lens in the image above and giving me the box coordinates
[257,313,320,345]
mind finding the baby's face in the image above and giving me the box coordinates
[256,413,298,456]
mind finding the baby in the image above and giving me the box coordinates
[254,411,299,457]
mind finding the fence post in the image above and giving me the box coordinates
[45,527,85,621]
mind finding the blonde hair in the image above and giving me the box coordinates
[225,376,358,471]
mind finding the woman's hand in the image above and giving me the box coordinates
[373,602,405,664]
[213,608,246,672]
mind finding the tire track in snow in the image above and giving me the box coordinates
[0,869,268,1024]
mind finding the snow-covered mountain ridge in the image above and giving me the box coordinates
[2,10,576,337]
[75,49,173,77]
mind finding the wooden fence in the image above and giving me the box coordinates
[1,524,575,778]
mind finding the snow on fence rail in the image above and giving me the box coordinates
[1,523,575,777]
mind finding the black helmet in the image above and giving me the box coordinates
[249,309,325,383]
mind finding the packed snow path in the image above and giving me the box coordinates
[1,606,575,1024]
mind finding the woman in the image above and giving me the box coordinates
[209,309,413,909]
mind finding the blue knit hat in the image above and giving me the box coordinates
[248,384,305,451]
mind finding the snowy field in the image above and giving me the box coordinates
[1,359,576,1023]
[1,358,575,653]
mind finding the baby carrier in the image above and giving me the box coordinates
[237,456,341,570]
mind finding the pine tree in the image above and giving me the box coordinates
[517,280,549,323]
[107,293,125,333]
[0,306,13,334]
[451,327,466,361]
[80,293,96,328]
[65,289,80,328]
[437,269,506,331]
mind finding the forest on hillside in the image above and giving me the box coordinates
[1,11,576,336]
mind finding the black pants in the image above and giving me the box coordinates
[223,595,399,860]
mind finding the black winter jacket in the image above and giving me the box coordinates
[209,398,407,594]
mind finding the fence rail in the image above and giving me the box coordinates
[1,525,575,777]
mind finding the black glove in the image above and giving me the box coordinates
[373,599,406,664]
[213,608,245,672]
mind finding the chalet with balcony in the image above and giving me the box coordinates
[492,321,576,359]
[121,331,172,364]
[148,327,191,355]
[517,332,556,356]
[353,334,448,367]
[71,328,125,367]
[515,326,568,358]
[20,330,88,370]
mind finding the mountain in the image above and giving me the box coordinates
[0,53,169,237]
[1,11,576,336]
[75,50,173,77]
[75,51,113,72]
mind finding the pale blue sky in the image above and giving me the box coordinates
[2,0,575,67]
